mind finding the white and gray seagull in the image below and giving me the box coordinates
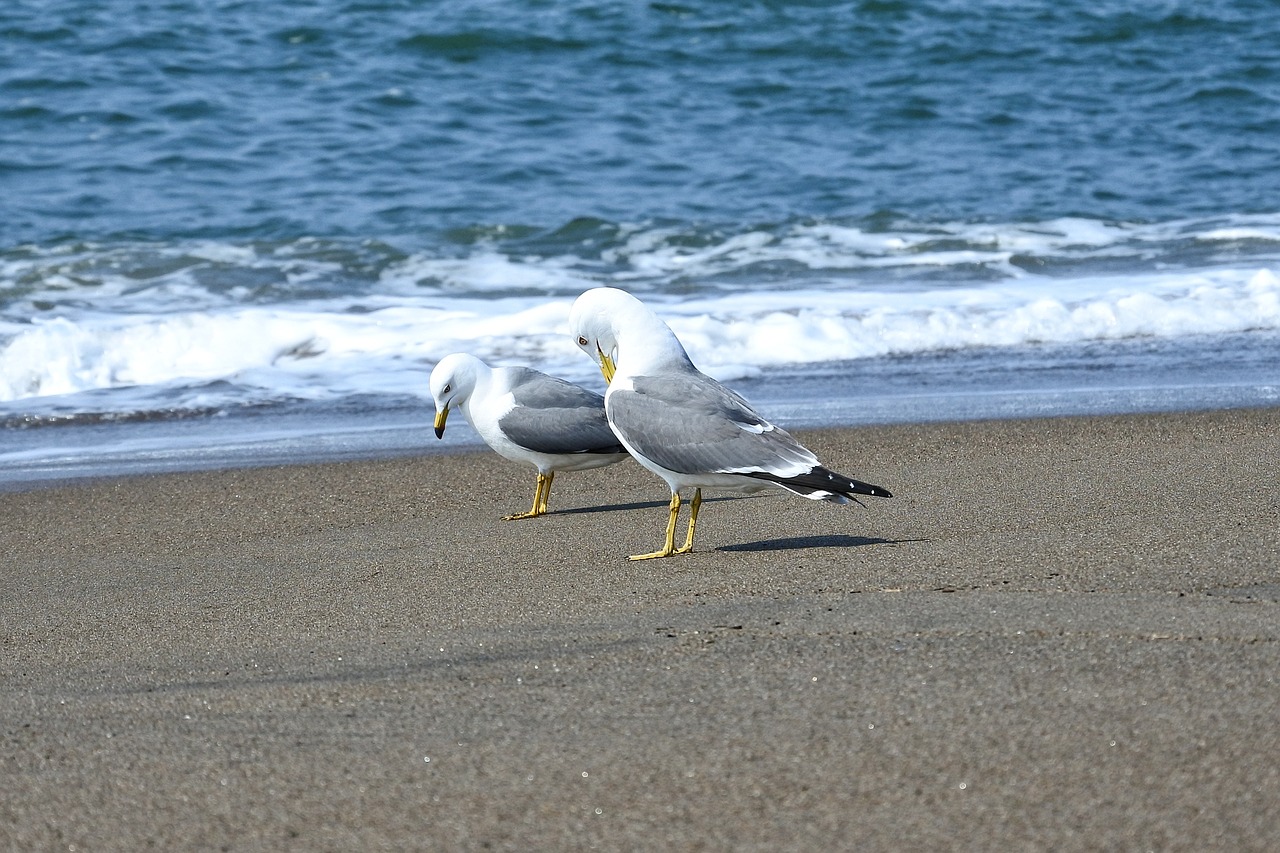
[430,353,629,520]
[568,287,892,559]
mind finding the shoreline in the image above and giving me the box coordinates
[3,407,1278,849]
[4,382,1278,495]
[4,328,1278,492]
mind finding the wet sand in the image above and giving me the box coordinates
[2,408,1278,850]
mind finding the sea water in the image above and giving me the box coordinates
[2,1,1278,484]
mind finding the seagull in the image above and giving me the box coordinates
[429,353,629,520]
[568,287,891,559]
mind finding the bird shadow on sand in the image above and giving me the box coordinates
[717,535,928,553]
[553,495,742,516]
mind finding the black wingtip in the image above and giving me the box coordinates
[743,467,892,500]
[846,481,891,499]
[819,467,891,500]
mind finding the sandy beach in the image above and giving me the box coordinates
[2,407,1278,851]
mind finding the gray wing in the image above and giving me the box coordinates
[499,369,625,455]
[608,372,819,475]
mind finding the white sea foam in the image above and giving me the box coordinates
[2,216,1278,415]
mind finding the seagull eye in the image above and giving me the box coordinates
[443,383,451,393]
[577,336,588,346]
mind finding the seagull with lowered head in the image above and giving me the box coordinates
[568,287,891,559]
[430,352,629,520]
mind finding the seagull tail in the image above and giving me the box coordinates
[746,466,892,503]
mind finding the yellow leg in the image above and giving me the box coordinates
[674,488,702,554]
[504,472,550,520]
[630,492,683,561]
[537,471,554,515]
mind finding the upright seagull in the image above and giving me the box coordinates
[430,353,628,520]
[568,287,891,559]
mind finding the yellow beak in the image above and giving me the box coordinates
[598,347,616,383]
[433,406,449,438]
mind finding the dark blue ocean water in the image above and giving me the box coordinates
[6,0,1279,242]
[2,1,1279,484]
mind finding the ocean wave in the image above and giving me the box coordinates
[2,215,1278,417]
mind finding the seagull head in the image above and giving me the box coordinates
[569,287,692,383]
[428,353,484,438]
[569,292,621,382]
